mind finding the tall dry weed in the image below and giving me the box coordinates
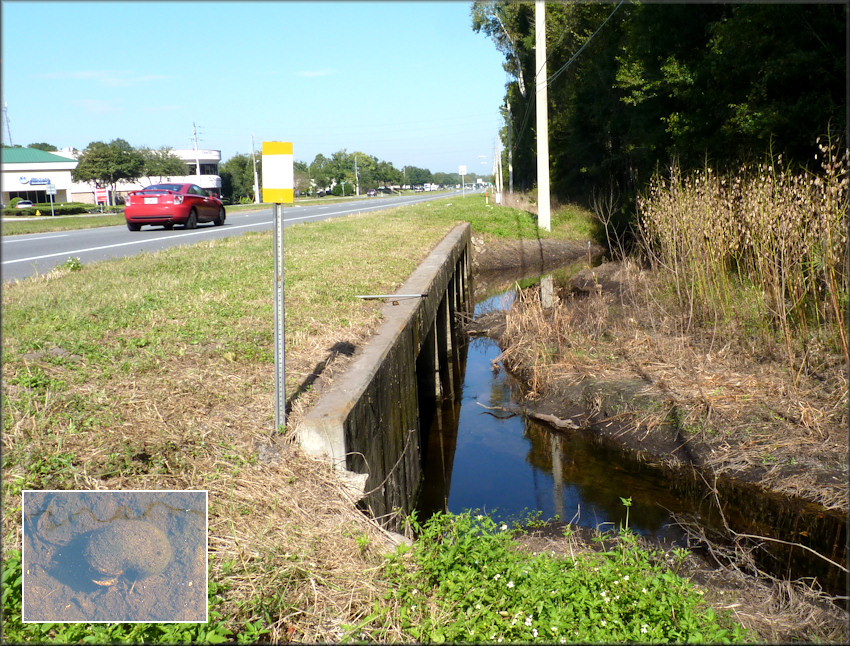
[638,140,848,370]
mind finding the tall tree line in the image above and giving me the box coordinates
[473,1,846,212]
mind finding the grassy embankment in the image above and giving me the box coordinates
[2,194,749,642]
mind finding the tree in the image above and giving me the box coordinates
[474,0,846,218]
[220,154,255,203]
[140,147,188,184]
[294,160,310,195]
[309,154,332,192]
[71,139,144,205]
[404,166,432,186]
[376,161,403,189]
[28,142,58,151]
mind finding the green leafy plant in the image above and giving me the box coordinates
[59,256,83,272]
[378,509,749,643]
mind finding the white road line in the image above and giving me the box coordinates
[2,233,70,243]
[3,197,445,265]
[1,222,268,265]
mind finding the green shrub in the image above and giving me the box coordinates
[2,202,122,217]
[376,510,749,643]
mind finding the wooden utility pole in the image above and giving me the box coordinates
[535,0,551,231]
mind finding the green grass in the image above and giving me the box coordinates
[374,510,749,643]
[2,194,604,642]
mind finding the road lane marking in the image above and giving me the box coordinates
[2,195,454,265]
[2,233,70,244]
[1,223,268,265]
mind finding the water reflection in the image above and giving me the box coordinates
[419,334,688,540]
[417,280,847,595]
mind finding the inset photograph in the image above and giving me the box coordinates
[22,490,207,623]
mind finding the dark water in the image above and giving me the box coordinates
[417,281,848,597]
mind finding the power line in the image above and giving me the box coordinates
[547,0,624,86]
[507,0,625,158]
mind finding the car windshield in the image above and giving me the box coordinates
[142,184,184,193]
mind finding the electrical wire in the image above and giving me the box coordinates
[507,0,626,157]
[547,0,624,86]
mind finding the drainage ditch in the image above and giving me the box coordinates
[416,271,847,598]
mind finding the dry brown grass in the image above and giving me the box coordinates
[2,336,406,641]
[497,259,848,511]
[638,140,848,370]
[2,208,457,641]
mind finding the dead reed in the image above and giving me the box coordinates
[637,140,848,372]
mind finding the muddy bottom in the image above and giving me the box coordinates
[22,490,207,623]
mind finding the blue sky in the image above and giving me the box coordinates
[1,1,508,174]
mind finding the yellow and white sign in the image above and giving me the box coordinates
[262,141,294,203]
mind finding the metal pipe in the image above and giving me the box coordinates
[356,294,427,300]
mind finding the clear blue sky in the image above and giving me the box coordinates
[1,1,508,174]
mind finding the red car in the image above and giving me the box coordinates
[124,183,226,231]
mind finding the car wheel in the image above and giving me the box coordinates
[127,222,141,231]
[214,207,225,226]
[185,209,198,229]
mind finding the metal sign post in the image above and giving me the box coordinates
[459,165,467,198]
[46,183,56,216]
[262,142,295,431]
[273,203,285,430]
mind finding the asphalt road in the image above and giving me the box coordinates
[2,191,463,282]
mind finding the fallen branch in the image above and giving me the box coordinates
[475,402,580,429]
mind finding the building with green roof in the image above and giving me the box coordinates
[1,147,77,205]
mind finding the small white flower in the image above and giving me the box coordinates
[525,615,533,626]
[476,514,484,520]
[623,575,629,581]
[560,639,566,644]
[501,524,508,531]
[412,588,419,595]
[642,587,648,594]
[507,580,514,589]
[532,628,538,638]
[641,624,648,634]
[494,573,501,581]
[601,620,607,627]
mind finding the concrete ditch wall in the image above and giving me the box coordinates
[297,223,472,528]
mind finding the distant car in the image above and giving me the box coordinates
[15,200,33,209]
[367,189,377,197]
[124,183,225,231]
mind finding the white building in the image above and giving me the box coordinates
[1,147,222,206]
[1,148,77,205]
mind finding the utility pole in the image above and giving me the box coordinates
[354,155,360,196]
[192,122,202,179]
[506,98,513,194]
[2,102,12,147]
[251,134,260,203]
[535,0,551,231]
